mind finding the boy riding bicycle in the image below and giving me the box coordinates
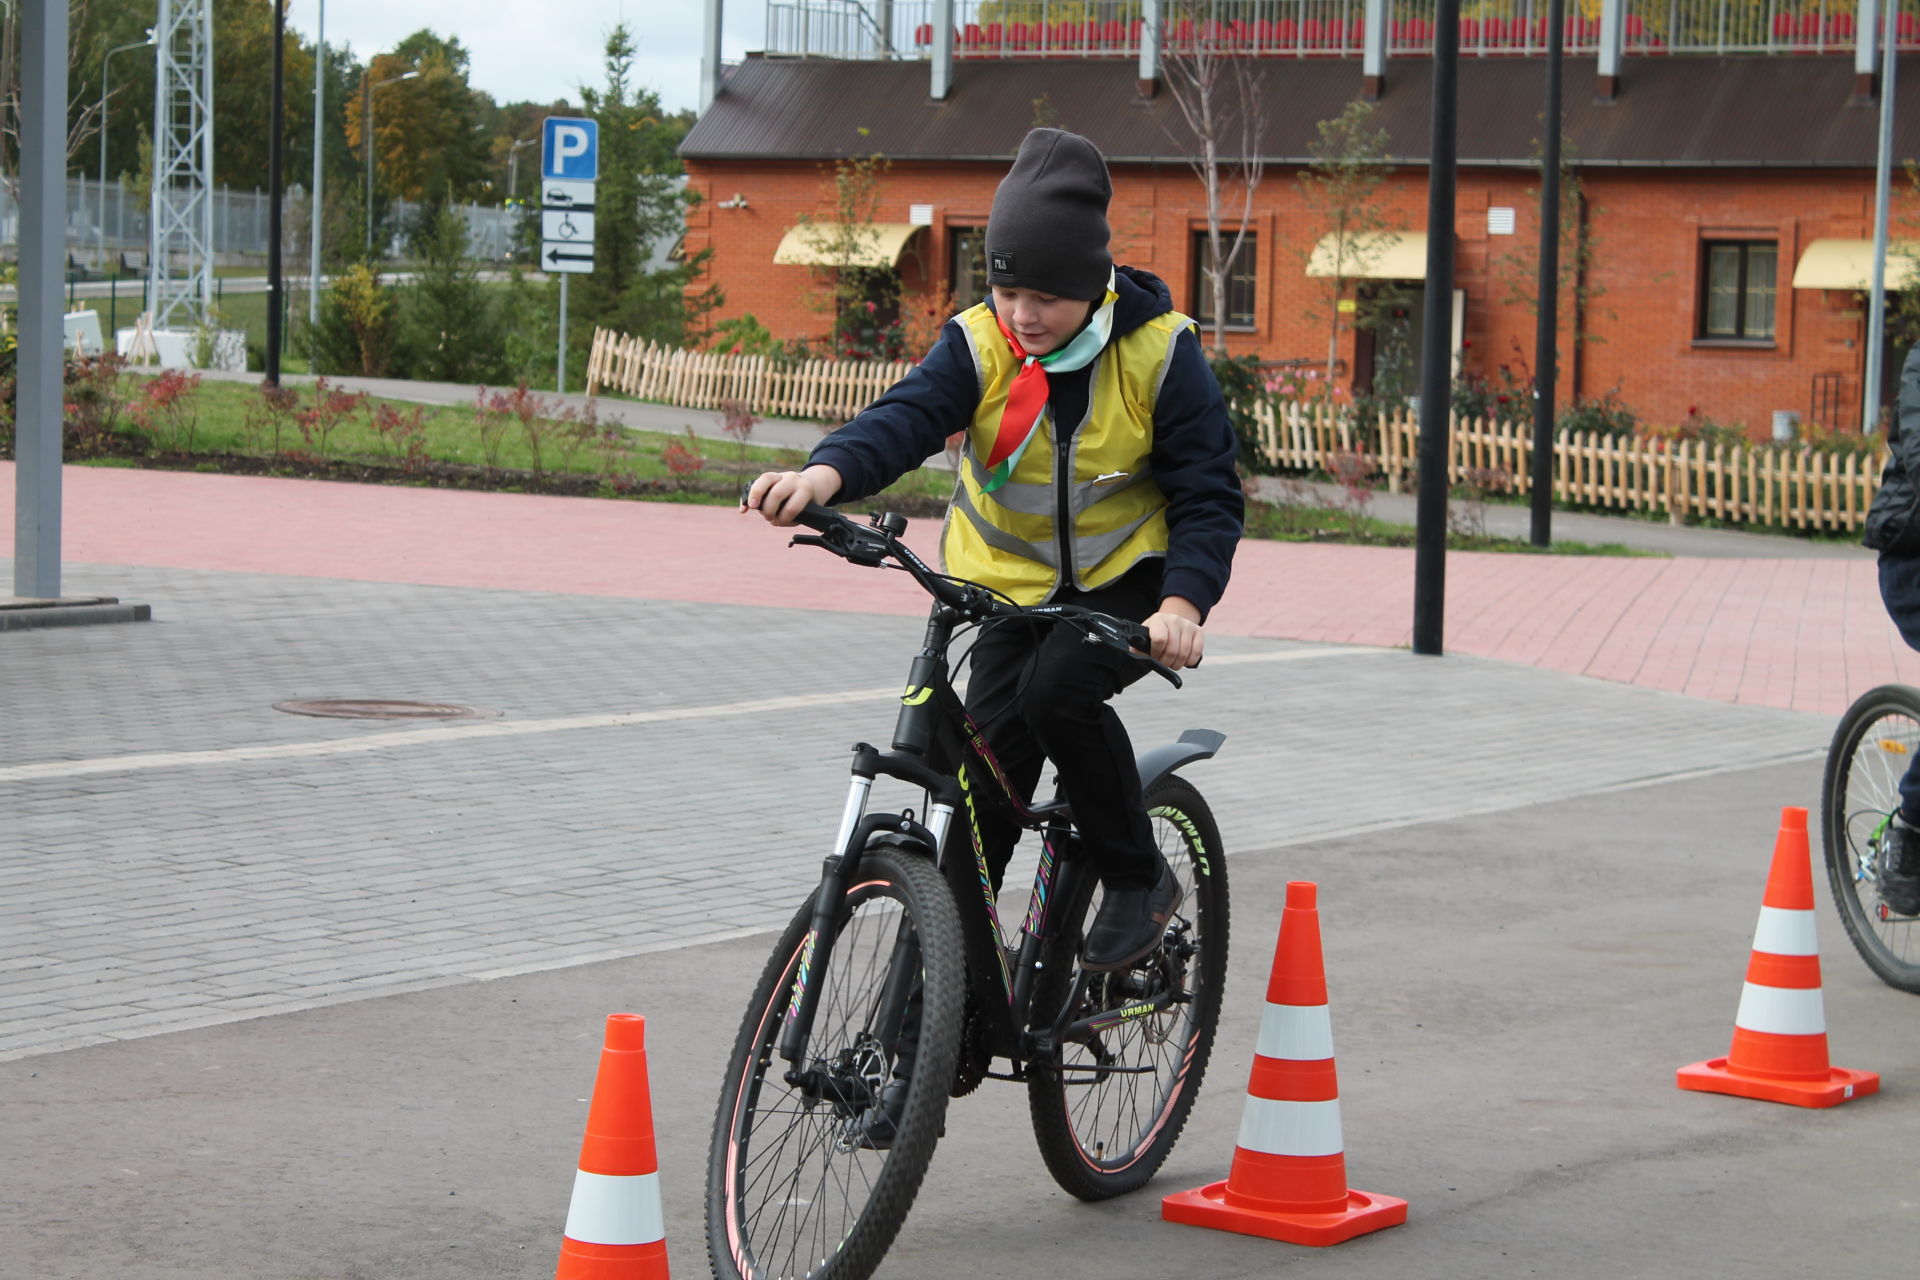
[1862,344,1920,917]
[746,127,1244,970]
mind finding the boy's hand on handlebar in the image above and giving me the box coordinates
[1144,598,1205,671]
[744,465,843,526]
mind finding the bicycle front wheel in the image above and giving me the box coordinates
[1027,774,1230,1201]
[707,847,965,1280]
[1821,685,1920,993]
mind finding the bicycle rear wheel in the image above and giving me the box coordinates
[1821,685,1920,993]
[707,847,965,1280]
[1027,774,1230,1200]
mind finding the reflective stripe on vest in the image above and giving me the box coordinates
[941,303,1191,605]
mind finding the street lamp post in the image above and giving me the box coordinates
[361,67,419,257]
[98,29,157,270]
[507,134,536,260]
[309,0,326,326]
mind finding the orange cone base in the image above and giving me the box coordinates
[1676,1057,1880,1109]
[555,1235,669,1279]
[1162,1180,1407,1247]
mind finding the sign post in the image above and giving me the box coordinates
[541,117,598,394]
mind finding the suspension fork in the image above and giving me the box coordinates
[777,755,955,1068]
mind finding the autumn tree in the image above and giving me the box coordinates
[346,29,492,224]
[1298,100,1399,386]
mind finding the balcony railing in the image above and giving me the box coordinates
[761,0,1920,58]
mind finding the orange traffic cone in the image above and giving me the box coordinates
[556,1014,671,1279]
[1162,881,1405,1246]
[1677,807,1879,1109]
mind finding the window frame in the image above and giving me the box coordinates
[949,225,989,313]
[1695,238,1779,346]
[1189,229,1259,333]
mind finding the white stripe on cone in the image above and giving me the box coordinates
[1236,1095,1344,1159]
[1732,982,1827,1037]
[1255,1002,1334,1062]
[563,1169,666,1247]
[1749,906,1819,957]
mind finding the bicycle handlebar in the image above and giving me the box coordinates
[783,502,1187,688]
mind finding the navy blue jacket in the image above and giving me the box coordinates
[810,266,1244,619]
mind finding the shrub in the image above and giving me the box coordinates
[63,354,129,457]
[129,368,203,453]
[295,378,368,461]
[1207,351,1271,473]
[369,402,432,472]
[240,382,302,457]
[662,426,705,488]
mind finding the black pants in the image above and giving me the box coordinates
[1880,552,1920,820]
[961,562,1163,892]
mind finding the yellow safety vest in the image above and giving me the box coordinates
[942,303,1195,605]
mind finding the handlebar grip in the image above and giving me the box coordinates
[793,502,845,534]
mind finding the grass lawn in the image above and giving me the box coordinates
[96,376,959,507]
[71,374,1651,554]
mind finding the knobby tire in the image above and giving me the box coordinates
[706,847,965,1280]
[1026,774,1230,1200]
[1821,684,1920,993]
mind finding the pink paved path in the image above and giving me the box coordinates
[7,463,1918,716]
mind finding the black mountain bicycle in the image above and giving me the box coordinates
[1821,683,1920,992]
[706,505,1230,1280]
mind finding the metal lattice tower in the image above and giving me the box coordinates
[146,0,214,329]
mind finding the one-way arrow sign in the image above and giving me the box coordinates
[543,242,595,274]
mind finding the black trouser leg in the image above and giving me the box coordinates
[892,566,1166,1083]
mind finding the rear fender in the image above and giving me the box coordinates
[1134,728,1226,792]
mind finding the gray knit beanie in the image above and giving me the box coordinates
[985,129,1113,301]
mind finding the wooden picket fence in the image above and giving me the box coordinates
[585,327,914,423]
[585,328,1884,534]
[1258,401,1884,534]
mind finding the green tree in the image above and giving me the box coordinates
[790,149,910,359]
[397,202,505,383]
[564,24,711,380]
[1298,101,1400,387]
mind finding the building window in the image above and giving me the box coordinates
[951,227,988,311]
[1699,241,1777,342]
[1191,232,1258,330]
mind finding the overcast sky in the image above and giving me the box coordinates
[291,0,760,117]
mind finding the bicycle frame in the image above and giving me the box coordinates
[777,597,1132,1081]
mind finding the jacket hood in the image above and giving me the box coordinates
[1112,265,1175,336]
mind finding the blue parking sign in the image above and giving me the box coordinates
[542,117,599,182]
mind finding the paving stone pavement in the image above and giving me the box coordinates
[0,560,1831,1062]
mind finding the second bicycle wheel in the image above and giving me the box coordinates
[1821,684,1920,993]
[1027,773,1230,1201]
[707,846,965,1280]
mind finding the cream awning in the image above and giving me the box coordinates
[1306,231,1430,280]
[1791,238,1920,290]
[773,222,922,268]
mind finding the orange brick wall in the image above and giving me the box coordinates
[684,156,1882,432]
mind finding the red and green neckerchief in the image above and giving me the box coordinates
[981,274,1119,493]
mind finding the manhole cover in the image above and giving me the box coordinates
[274,699,495,721]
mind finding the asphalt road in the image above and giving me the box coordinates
[3,759,1913,1280]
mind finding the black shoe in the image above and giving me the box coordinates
[1082,860,1183,972]
[1880,816,1920,917]
[845,1076,910,1152]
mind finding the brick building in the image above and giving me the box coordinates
[682,2,1920,433]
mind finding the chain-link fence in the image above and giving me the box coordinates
[0,177,518,266]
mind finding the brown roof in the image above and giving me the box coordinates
[682,52,1920,169]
